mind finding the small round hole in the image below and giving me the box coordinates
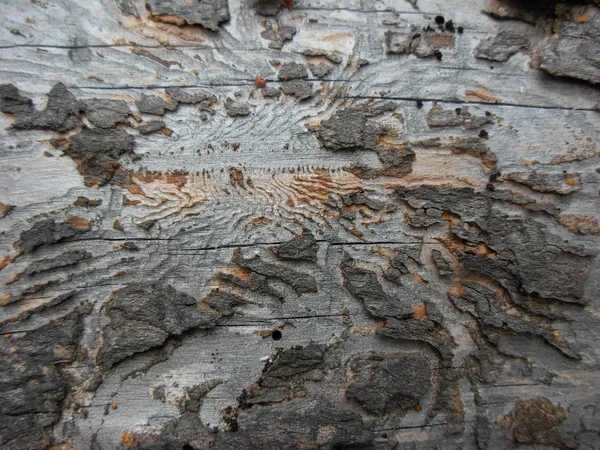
[182,445,194,450]
[271,330,282,341]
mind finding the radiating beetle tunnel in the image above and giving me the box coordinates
[0,0,599,449]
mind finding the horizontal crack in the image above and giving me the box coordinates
[68,237,174,242]
[29,85,595,112]
[167,240,439,253]
[219,313,346,325]
[350,95,599,112]
[327,240,429,246]
[67,83,249,89]
[293,6,430,15]
[370,419,477,432]
[478,383,544,389]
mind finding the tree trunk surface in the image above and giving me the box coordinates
[1,0,599,449]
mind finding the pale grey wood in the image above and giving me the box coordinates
[1,1,599,449]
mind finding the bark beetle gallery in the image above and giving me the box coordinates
[0,0,599,448]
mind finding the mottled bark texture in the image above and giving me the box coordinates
[0,0,599,449]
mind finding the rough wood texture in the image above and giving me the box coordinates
[1,0,599,449]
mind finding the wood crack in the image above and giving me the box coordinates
[350,95,600,112]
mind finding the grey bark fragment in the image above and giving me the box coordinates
[137,380,221,450]
[374,145,415,178]
[204,290,245,318]
[300,48,344,64]
[97,283,216,368]
[432,249,452,277]
[214,400,374,449]
[309,62,331,78]
[138,120,167,135]
[0,84,33,115]
[541,36,600,84]
[426,103,492,129]
[65,127,135,186]
[280,80,314,100]
[136,94,178,115]
[261,22,296,48]
[274,231,318,262]
[395,186,595,304]
[277,62,308,80]
[165,87,216,105]
[0,309,85,450]
[308,101,414,178]
[68,40,93,65]
[556,4,600,39]
[386,29,436,58]
[342,192,388,211]
[427,105,464,127]
[380,317,456,362]
[6,83,82,132]
[73,196,102,207]
[406,206,443,228]
[242,344,326,405]
[383,251,414,284]
[482,0,544,24]
[540,5,600,84]
[24,250,91,276]
[255,0,282,16]
[309,102,396,152]
[145,0,230,31]
[502,398,571,447]
[16,218,89,254]
[475,30,529,62]
[261,86,280,98]
[449,137,497,169]
[84,99,131,128]
[225,100,251,116]
[346,352,431,415]
[217,268,283,301]
[232,249,317,295]
[341,253,413,319]
[260,345,325,386]
[450,282,578,358]
[501,170,582,194]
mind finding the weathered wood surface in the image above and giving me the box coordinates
[1,0,600,449]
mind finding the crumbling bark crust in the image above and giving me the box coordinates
[0,0,599,449]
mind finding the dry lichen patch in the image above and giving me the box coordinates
[557,213,600,235]
[118,430,137,450]
[411,303,428,321]
[465,89,501,103]
[501,397,569,446]
[0,255,12,270]
[448,280,465,297]
[245,216,273,230]
[132,171,189,188]
[66,216,91,230]
[0,292,12,305]
[219,265,253,283]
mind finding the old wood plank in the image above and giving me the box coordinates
[1,0,600,449]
